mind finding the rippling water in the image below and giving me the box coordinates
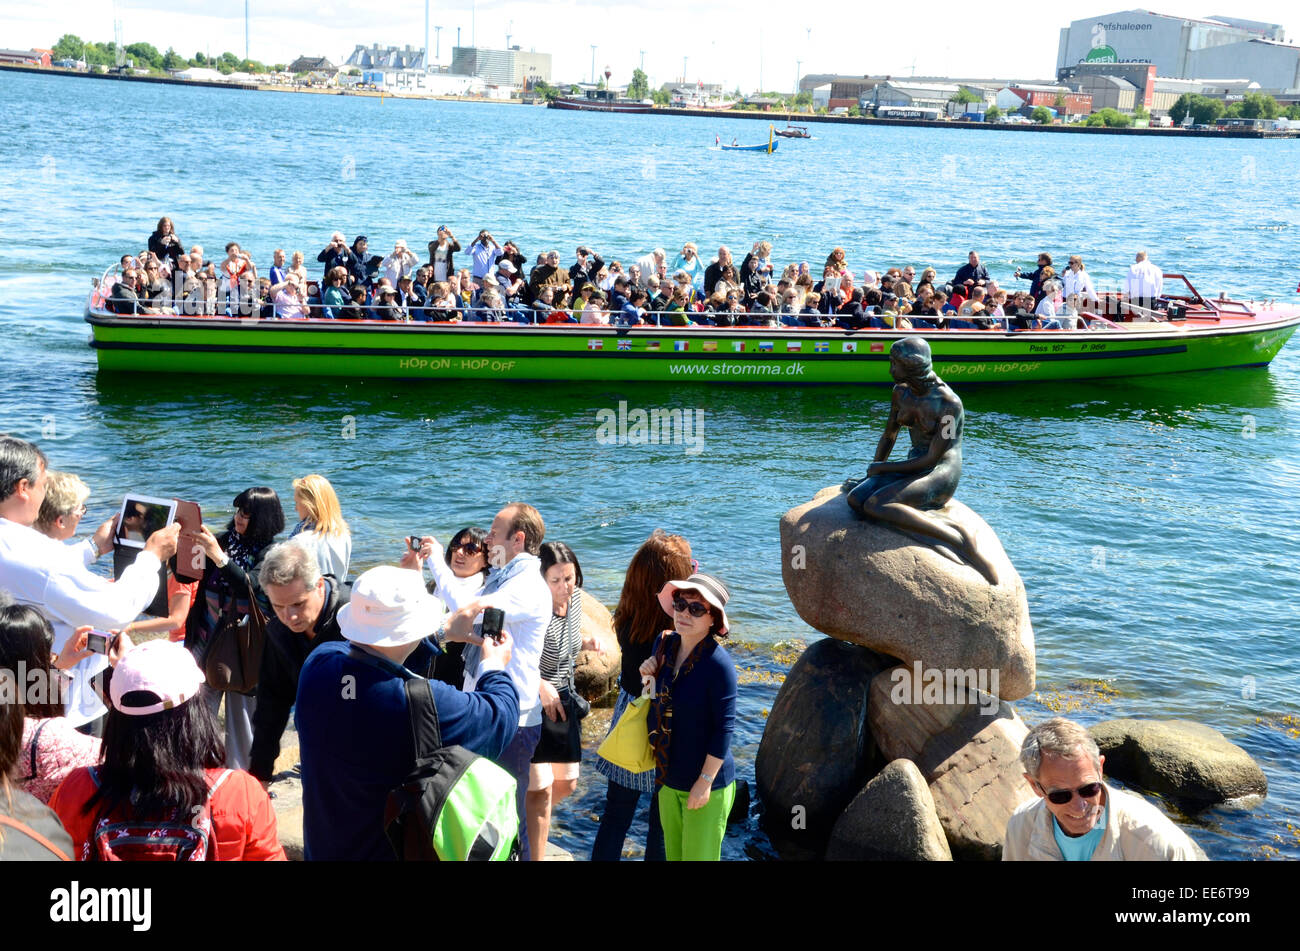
[1,72,1298,860]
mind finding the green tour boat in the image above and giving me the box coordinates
[85,273,1300,385]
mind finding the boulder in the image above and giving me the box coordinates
[779,484,1035,700]
[574,594,621,703]
[868,661,1016,763]
[1090,719,1268,806]
[825,759,953,861]
[918,707,1036,861]
[756,637,898,860]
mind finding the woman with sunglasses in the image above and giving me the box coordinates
[185,487,286,771]
[591,530,693,861]
[426,527,489,688]
[638,573,737,862]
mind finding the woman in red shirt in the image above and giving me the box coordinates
[49,640,284,861]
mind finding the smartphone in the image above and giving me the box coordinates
[407,535,421,552]
[173,499,205,583]
[86,630,118,655]
[480,608,505,644]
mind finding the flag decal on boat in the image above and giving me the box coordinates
[732,341,745,352]
[673,340,689,351]
[646,341,661,351]
[814,341,829,353]
[870,342,885,353]
[616,339,631,351]
[843,341,857,353]
[786,341,802,352]
[587,339,603,350]
[759,341,774,352]
[702,341,718,352]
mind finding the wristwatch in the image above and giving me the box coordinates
[699,771,715,784]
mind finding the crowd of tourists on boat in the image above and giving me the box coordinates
[98,216,1170,331]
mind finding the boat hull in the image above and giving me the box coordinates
[549,98,654,113]
[84,311,1300,384]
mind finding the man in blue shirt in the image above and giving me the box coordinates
[295,565,519,861]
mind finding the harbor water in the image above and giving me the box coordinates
[1,70,1298,860]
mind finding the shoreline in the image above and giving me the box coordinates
[6,62,1295,138]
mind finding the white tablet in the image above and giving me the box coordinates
[114,495,177,549]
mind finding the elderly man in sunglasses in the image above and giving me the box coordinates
[1004,717,1205,861]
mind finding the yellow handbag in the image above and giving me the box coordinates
[596,693,656,774]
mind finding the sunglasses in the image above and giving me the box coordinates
[1037,781,1102,805]
[453,541,483,555]
[671,596,711,618]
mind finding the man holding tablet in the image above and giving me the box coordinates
[0,436,179,730]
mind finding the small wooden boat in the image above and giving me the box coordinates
[720,125,778,153]
[774,124,811,139]
[721,140,779,152]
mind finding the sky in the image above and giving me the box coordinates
[4,1,1299,92]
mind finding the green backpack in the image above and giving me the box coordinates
[384,675,520,861]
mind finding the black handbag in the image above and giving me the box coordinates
[204,578,266,693]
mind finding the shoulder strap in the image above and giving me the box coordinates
[404,677,444,766]
[24,719,52,782]
[0,814,71,861]
[209,769,234,796]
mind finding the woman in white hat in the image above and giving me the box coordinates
[49,639,285,861]
[638,572,737,861]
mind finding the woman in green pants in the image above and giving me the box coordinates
[640,573,737,861]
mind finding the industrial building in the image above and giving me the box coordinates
[450,46,551,89]
[1057,10,1300,89]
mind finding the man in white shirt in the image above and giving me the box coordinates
[0,436,179,727]
[1124,250,1164,316]
[416,501,551,860]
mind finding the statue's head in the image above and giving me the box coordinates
[889,336,933,383]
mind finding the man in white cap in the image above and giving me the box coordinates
[294,565,519,861]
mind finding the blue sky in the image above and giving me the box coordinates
[5,1,1298,91]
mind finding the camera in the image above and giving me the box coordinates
[480,607,505,644]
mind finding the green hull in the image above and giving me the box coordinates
[85,311,1300,384]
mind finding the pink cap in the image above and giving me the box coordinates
[110,640,205,716]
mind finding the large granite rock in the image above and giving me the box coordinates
[1090,719,1268,806]
[574,594,621,703]
[779,484,1035,700]
[825,759,953,861]
[756,637,898,860]
[917,707,1036,861]
[868,662,1016,763]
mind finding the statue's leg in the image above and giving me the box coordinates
[865,477,999,585]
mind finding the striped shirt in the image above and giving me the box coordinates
[538,589,583,690]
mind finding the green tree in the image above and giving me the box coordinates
[1132,103,1148,119]
[124,42,163,69]
[1031,105,1053,124]
[984,105,1002,122]
[1238,92,1280,119]
[162,47,185,70]
[627,67,648,100]
[847,105,861,117]
[1285,104,1300,120]
[52,34,85,61]
[650,87,671,106]
[792,90,812,109]
[950,87,979,105]
[1170,93,1224,125]
[1053,92,1067,110]
[193,52,207,66]
[1085,108,1131,128]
